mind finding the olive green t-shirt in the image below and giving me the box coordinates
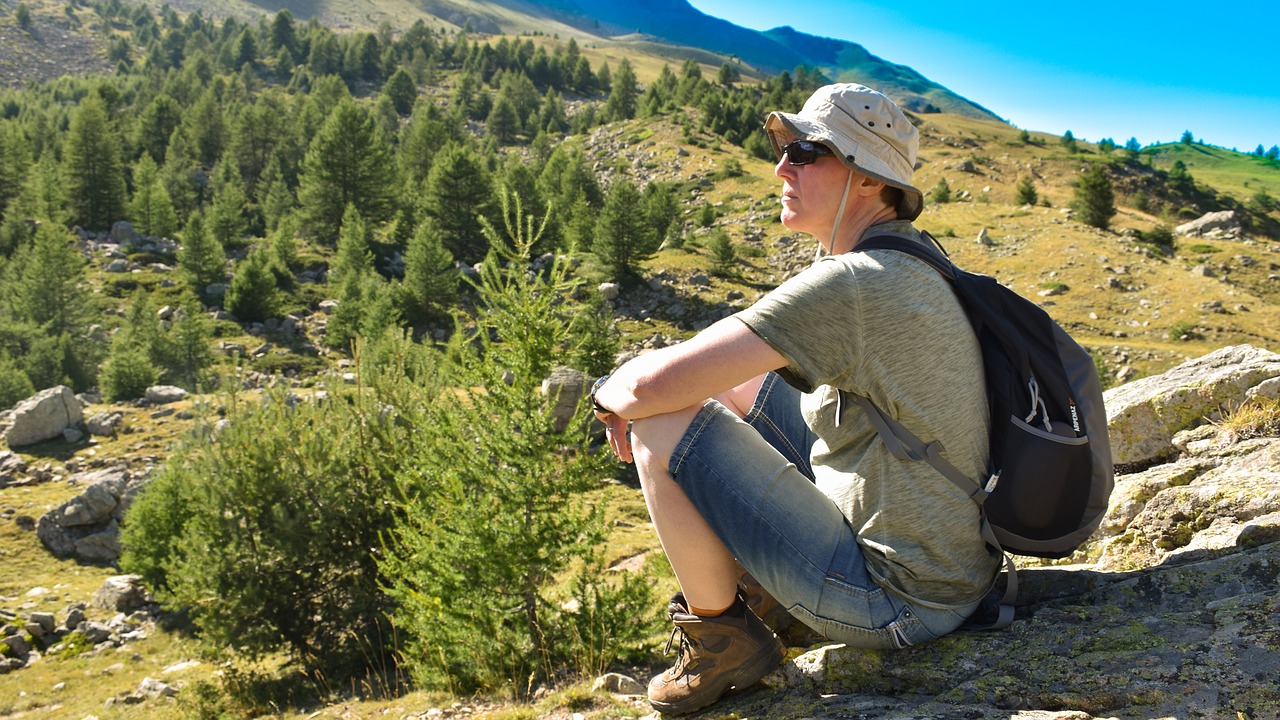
[735,222,999,608]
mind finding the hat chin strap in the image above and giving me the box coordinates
[821,169,855,257]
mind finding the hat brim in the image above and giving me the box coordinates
[766,111,924,221]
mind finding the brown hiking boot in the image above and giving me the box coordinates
[737,567,795,633]
[648,593,784,715]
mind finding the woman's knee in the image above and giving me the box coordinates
[631,405,703,483]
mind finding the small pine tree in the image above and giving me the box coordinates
[401,217,457,324]
[708,229,736,277]
[99,341,159,402]
[16,3,32,31]
[0,355,35,410]
[128,154,179,238]
[383,68,417,116]
[225,248,279,322]
[329,204,374,286]
[63,95,127,231]
[1014,176,1038,206]
[1060,130,1078,154]
[1071,164,1116,230]
[177,212,226,300]
[1017,129,1031,145]
[208,160,249,249]
[929,177,953,204]
[604,58,637,121]
[1180,130,1194,145]
[383,192,648,693]
[593,177,657,281]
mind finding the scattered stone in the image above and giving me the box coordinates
[138,677,177,698]
[92,576,150,614]
[592,672,645,695]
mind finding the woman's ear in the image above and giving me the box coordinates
[853,173,886,197]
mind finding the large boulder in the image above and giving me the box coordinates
[1175,209,1243,238]
[36,466,142,563]
[3,386,84,447]
[541,367,591,434]
[1103,344,1280,467]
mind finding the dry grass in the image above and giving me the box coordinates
[1214,397,1280,440]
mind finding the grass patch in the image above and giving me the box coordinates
[1168,320,1201,341]
[1213,397,1280,440]
[1185,243,1220,254]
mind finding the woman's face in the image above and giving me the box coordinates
[774,138,851,239]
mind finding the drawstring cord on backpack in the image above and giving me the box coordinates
[1024,376,1052,432]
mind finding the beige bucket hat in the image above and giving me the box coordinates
[765,83,924,221]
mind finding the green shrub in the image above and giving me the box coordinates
[0,356,35,409]
[119,341,439,679]
[710,158,743,180]
[1138,225,1175,250]
[1168,321,1200,341]
[929,177,952,204]
[708,229,736,277]
[99,344,159,401]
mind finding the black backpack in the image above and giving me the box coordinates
[846,232,1114,628]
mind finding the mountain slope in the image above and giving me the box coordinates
[502,0,1000,121]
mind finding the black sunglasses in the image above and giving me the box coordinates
[780,140,834,166]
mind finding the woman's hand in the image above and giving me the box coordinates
[596,410,633,463]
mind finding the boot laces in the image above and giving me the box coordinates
[664,625,698,676]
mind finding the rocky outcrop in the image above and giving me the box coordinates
[2,386,84,447]
[1175,210,1244,239]
[1103,344,1280,467]
[712,344,1280,719]
[35,466,145,563]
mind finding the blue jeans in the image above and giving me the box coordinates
[668,373,975,650]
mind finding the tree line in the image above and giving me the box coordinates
[0,0,819,404]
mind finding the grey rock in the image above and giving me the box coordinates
[591,672,644,695]
[92,575,149,614]
[138,677,177,698]
[1104,345,1280,466]
[3,386,84,447]
[144,385,188,404]
[541,367,590,434]
[110,221,138,245]
[58,482,118,526]
[598,282,621,301]
[37,467,135,562]
[85,411,123,437]
[1175,210,1242,238]
[1,633,31,657]
[28,612,56,635]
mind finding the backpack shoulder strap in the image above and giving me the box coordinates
[846,232,1019,630]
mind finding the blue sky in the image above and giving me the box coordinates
[686,0,1279,152]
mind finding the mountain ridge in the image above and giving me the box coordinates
[502,0,1001,121]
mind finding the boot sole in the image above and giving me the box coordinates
[649,642,784,716]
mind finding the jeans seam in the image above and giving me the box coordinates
[743,375,810,476]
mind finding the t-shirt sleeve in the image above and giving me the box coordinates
[735,257,864,393]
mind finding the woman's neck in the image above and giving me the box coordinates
[826,204,899,255]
